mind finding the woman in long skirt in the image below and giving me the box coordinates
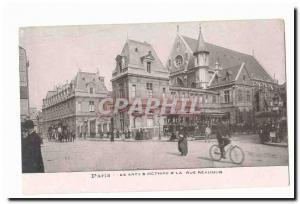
[178,132,188,156]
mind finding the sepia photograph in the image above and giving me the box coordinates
[19,20,289,174]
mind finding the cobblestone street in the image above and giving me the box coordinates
[41,134,289,173]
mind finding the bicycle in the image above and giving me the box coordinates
[209,139,245,164]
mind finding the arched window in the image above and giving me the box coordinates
[176,77,184,87]
[175,55,183,68]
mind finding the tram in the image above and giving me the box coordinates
[163,112,229,140]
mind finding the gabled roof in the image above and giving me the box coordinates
[210,64,242,87]
[181,35,275,83]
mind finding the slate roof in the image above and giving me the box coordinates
[74,71,108,93]
[181,35,275,83]
[121,39,167,72]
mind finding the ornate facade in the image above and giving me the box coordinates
[112,25,284,134]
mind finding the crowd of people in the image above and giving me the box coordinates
[47,121,76,142]
[258,119,287,143]
[108,128,151,141]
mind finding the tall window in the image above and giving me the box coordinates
[246,90,251,102]
[146,83,153,98]
[89,101,95,112]
[90,87,94,94]
[171,91,176,99]
[77,102,82,112]
[119,83,124,98]
[147,62,151,73]
[205,95,209,103]
[224,90,230,103]
[162,87,166,98]
[212,95,217,104]
[132,84,136,98]
[238,89,243,102]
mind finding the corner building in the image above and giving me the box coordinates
[42,71,111,138]
[111,39,169,134]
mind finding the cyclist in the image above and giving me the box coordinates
[216,119,231,159]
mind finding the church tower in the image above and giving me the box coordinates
[194,25,210,89]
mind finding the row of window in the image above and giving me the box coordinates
[131,83,166,98]
[118,58,151,73]
[45,101,74,119]
[77,101,95,112]
[44,87,73,107]
[170,91,218,104]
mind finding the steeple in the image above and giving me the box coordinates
[194,25,209,55]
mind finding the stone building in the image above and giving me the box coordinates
[19,46,30,122]
[42,71,111,138]
[111,39,169,133]
[167,26,281,124]
[111,25,284,134]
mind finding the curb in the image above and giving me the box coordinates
[262,142,288,148]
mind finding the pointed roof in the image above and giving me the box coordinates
[181,35,275,83]
[194,26,209,54]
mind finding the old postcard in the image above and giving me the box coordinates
[19,19,290,195]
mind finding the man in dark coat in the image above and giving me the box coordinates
[216,120,231,159]
[22,120,44,173]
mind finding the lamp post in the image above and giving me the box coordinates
[158,114,161,140]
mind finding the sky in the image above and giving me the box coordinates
[19,20,286,110]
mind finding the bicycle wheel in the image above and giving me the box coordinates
[209,145,222,161]
[229,145,245,164]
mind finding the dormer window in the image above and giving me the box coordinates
[243,75,246,81]
[135,48,138,52]
[147,62,151,73]
[90,87,94,94]
[118,61,122,73]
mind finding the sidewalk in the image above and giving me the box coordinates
[262,141,288,148]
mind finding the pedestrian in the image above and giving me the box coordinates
[205,124,211,143]
[269,120,276,143]
[135,129,140,140]
[178,127,188,156]
[110,129,115,142]
[22,120,44,173]
[128,129,131,139]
